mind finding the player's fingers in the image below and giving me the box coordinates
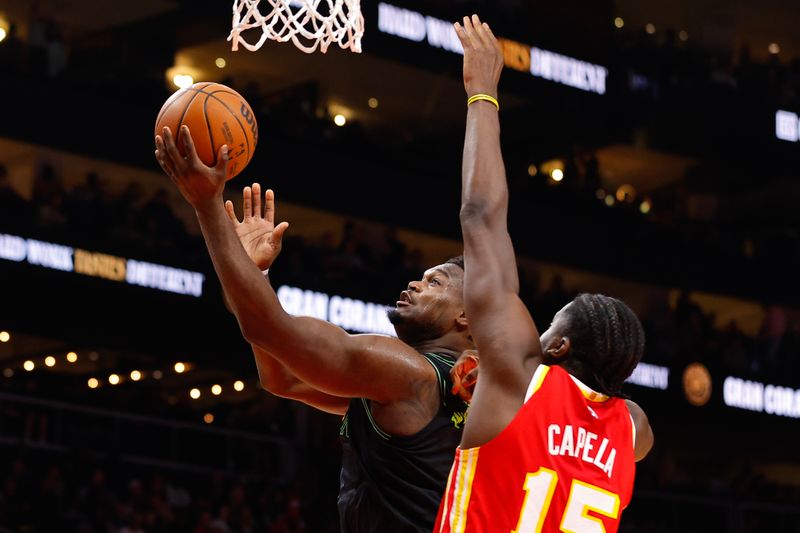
[453,22,468,45]
[224,200,239,224]
[161,127,185,170]
[264,189,275,224]
[461,16,476,47]
[483,20,498,42]
[212,144,228,177]
[271,221,289,247]
[155,143,179,180]
[252,183,262,219]
[472,15,494,49]
[242,186,252,219]
[179,125,202,165]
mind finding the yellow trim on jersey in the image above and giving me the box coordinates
[524,365,551,402]
[569,374,610,403]
[438,463,457,533]
[448,448,479,533]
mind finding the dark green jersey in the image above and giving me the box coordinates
[338,352,468,533]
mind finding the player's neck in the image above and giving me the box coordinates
[558,360,603,394]
[408,334,472,359]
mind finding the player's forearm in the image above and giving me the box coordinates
[459,103,508,225]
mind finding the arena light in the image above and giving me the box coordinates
[215,57,227,68]
[153,370,163,380]
[211,384,222,396]
[108,374,120,385]
[683,363,711,406]
[645,23,656,35]
[172,74,194,89]
[0,28,5,43]
[527,164,538,177]
[0,331,9,343]
[540,159,564,182]
[640,199,652,214]
[190,388,201,399]
[614,17,624,29]
[334,114,347,126]
[45,356,56,367]
[775,110,799,142]
[203,413,214,424]
[234,380,245,392]
[595,189,607,200]
[174,362,186,374]
[66,351,78,363]
[23,360,34,371]
[679,30,688,41]
[616,184,636,203]
[87,377,99,389]
[3,368,13,378]
[130,370,142,381]
[368,98,379,109]
[604,195,616,207]
[89,351,100,361]
[768,43,780,55]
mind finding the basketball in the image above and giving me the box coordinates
[154,82,258,180]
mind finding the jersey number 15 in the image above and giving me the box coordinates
[512,467,620,533]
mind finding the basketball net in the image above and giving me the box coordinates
[228,0,364,54]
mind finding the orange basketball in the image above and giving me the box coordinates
[154,82,258,180]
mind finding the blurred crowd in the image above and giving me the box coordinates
[0,450,340,533]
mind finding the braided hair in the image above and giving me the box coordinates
[561,293,645,397]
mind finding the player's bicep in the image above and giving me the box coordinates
[626,400,654,461]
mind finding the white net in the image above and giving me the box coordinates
[228,0,364,54]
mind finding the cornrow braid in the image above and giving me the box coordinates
[563,294,645,397]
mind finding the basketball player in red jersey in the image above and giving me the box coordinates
[435,16,655,533]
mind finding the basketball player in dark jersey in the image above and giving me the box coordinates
[155,131,476,533]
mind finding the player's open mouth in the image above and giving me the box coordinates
[396,291,412,307]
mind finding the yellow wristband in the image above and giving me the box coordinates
[467,93,499,111]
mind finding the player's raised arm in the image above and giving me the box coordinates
[155,127,436,405]
[219,185,348,415]
[456,16,541,414]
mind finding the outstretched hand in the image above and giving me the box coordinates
[155,125,228,211]
[225,183,289,271]
[454,15,504,98]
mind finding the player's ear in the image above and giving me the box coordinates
[456,310,468,329]
[544,336,571,359]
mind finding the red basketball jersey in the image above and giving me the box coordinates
[435,365,636,533]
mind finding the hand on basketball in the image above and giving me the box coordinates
[454,15,504,98]
[451,349,480,403]
[155,125,228,210]
[224,183,289,271]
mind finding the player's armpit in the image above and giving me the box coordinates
[625,400,654,461]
